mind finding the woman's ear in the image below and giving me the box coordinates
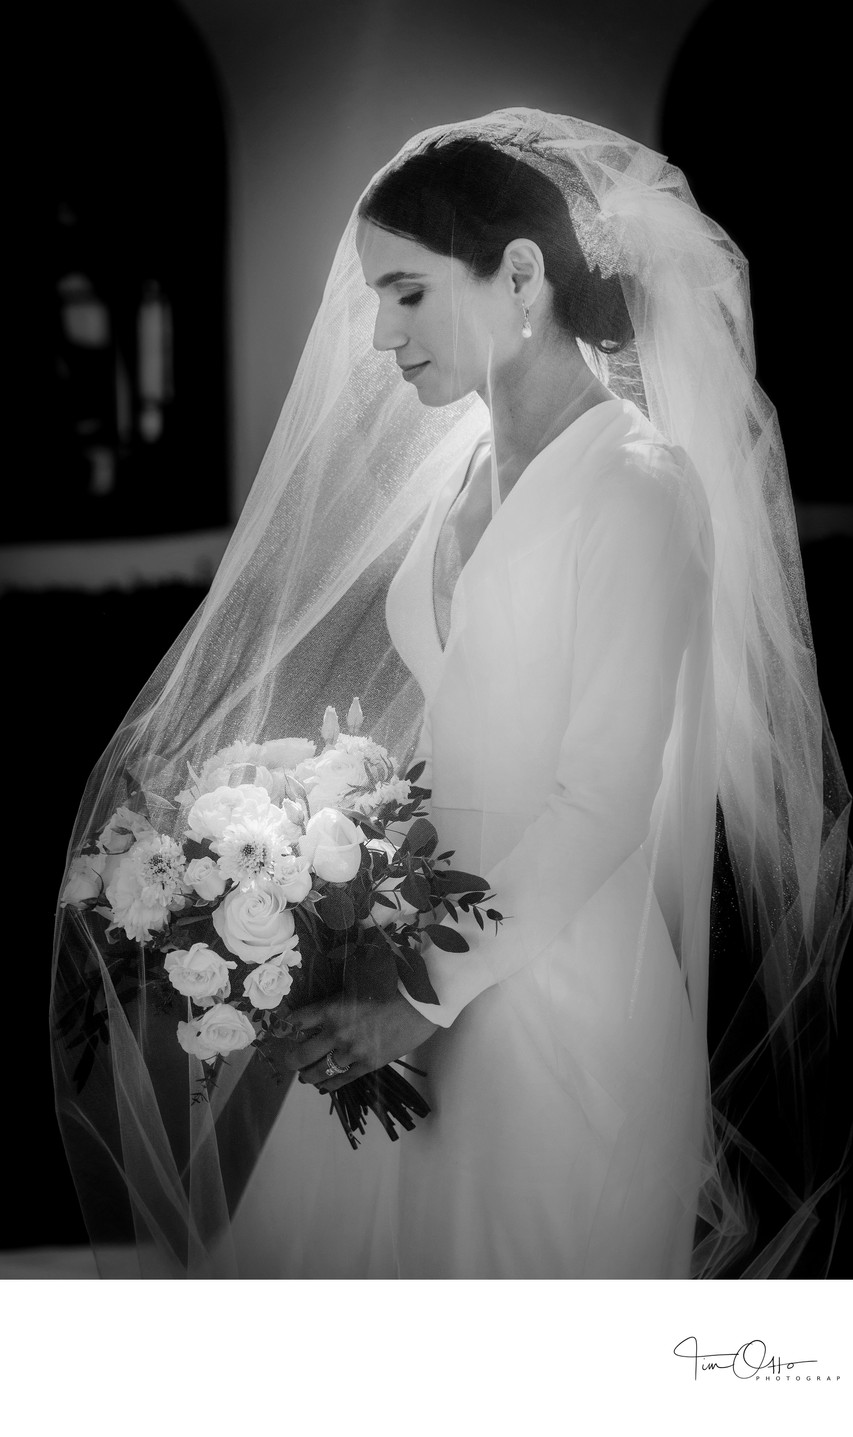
[503,238,546,306]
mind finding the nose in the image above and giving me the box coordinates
[372,301,408,354]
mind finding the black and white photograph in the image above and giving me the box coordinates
[3,1,850,1430]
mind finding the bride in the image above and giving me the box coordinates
[52,110,850,1280]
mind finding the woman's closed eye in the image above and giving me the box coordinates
[398,290,424,307]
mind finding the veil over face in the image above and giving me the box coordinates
[52,108,851,1279]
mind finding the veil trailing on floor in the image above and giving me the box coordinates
[51,108,851,1278]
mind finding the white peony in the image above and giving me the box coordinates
[178,738,316,805]
[212,885,299,963]
[177,1003,256,1063]
[184,856,228,900]
[164,944,236,1004]
[186,784,273,843]
[300,808,364,883]
[242,952,301,1010]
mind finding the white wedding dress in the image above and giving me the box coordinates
[230,398,716,1279]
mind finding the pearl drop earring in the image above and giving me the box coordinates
[521,301,533,339]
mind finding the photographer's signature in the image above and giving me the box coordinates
[673,1336,818,1380]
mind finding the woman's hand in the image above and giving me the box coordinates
[281,990,439,1092]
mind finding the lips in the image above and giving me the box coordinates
[400,361,429,377]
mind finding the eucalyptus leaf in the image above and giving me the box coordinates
[398,818,438,857]
[394,950,440,1005]
[433,869,489,895]
[423,923,469,953]
[400,873,433,912]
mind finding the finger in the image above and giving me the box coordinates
[317,1062,369,1094]
[285,998,338,1032]
[281,1031,339,1073]
[299,1047,355,1087]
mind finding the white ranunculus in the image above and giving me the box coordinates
[186,784,272,843]
[177,1003,256,1063]
[184,856,228,900]
[164,944,236,1002]
[300,808,364,883]
[242,952,301,1010]
[212,885,299,963]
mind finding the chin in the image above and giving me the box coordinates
[416,375,476,409]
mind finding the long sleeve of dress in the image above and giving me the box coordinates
[402,461,711,1026]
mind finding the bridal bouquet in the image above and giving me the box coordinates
[59,699,502,1147]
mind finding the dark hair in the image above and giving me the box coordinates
[358,138,632,354]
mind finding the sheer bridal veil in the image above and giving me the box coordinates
[51,108,851,1278]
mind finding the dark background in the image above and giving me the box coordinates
[3,0,849,1272]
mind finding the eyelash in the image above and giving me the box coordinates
[398,291,424,307]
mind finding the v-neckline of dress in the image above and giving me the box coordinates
[430,398,626,654]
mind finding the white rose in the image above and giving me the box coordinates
[97,806,155,855]
[300,808,364,883]
[269,854,313,903]
[61,851,120,906]
[212,885,298,963]
[360,839,420,929]
[186,784,272,843]
[164,944,236,1002]
[184,856,229,900]
[242,952,300,1010]
[176,1003,256,1063]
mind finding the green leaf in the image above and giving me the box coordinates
[405,760,426,784]
[423,923,469,953]
[473,907,485,931]
[317,888,357,931]
[395,949,440,1005]
[433,869,489,895]
[398,818,438,857]
[400,872,433,912]
[350,885,372,922]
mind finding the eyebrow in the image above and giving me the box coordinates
[372,270,428,289]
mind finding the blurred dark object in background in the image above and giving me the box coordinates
[21,0,229,544]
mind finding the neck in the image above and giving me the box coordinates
[480,333,614,502]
